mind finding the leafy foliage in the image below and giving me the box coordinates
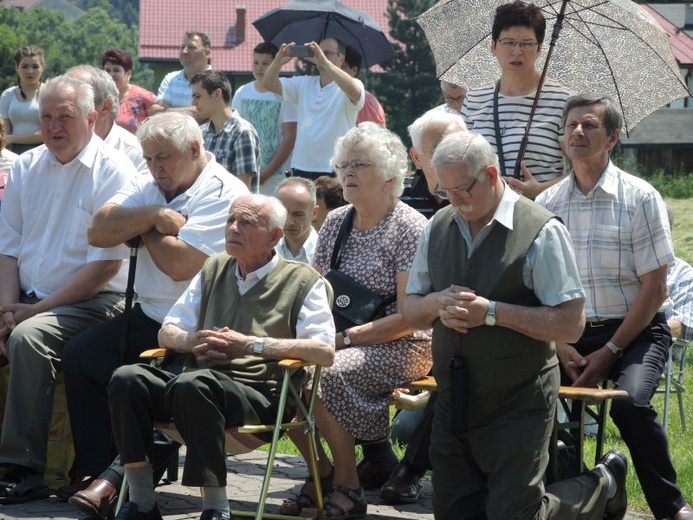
[365,0,442,143]
[0,4,154,92]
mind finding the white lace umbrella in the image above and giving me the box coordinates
[417,0,689,137]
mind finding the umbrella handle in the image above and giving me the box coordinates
[513,0,568,179]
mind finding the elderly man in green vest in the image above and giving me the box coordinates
[107,194,335,520]
[401,130,627,520]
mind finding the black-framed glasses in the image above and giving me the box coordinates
[497,39,539,50]
[334,160,373,174]
[435,177,478,200]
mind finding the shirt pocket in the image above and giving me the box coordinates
[592,225,623,272]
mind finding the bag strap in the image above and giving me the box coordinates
[330,206,356,270]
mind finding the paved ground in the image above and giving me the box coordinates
[0,450,655,519]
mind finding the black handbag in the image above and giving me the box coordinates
[324,207,394,332]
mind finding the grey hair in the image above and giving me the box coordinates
[136,112,204,153]
[563,94,623,137]
[431,131,498,182]
[408,111,467,152]
[266,195,289,230]
[329,122,408,198]
[276,176,317,206]
[40,75,95,117]
[66,65,119,119]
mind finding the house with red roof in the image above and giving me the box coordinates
[138,0,394,90]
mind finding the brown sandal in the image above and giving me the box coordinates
[279,468,333,516]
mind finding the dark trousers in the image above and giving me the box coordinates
[108,364,279,487]
[567,314,686,519]
[430,372,610,520]
[62,305,161,477]
[402,392,435,471]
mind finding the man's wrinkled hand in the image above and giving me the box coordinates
[0,303,38,325]
[154,208,187,236]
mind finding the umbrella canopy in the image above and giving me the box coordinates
[253,0,395,68]
[416,0,690,134]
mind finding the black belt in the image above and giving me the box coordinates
[585,319,624,328]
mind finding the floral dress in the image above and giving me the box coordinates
[313,202,432,440]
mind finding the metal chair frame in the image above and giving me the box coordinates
[656,338,688,432]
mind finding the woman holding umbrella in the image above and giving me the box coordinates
[462,1,571,199]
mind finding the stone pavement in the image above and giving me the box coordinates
[0,450,654,519]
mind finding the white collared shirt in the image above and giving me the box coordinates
[406,182,585,308]
[276,228,318,265]
[0,135,136,297]
[164,252,335,345]
[105,123,147,175]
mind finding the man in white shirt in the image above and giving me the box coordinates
[430,80,467,115]
[275,177,318,264]
[150,32,211,118]
[60,112,249,508]
[108,194,335,520]
[67,65,147,174]
[261,38,365,180]
[0,75,136,503]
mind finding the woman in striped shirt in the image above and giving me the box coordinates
[462,1,571,199]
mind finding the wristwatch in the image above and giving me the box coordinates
[484,300,497,326]
[253,337,265,355]
[605,340,623,358]
[341,329,352,346]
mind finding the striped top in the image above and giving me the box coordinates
[462,79,572,183]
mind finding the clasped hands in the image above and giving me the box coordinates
[437,284,489,333]
[192,327,249,366]
[556,342,615,388]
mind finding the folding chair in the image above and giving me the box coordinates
[117,348,325,520]
[656,338,688,432]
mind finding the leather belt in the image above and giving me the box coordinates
[585,319,624,328]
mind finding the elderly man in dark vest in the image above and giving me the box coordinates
[401,131,627,520]
[107,194,335,520]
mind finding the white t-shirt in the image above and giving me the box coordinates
[280,76,364,173]
[106,153,249,322]
[0,86,40,136]
[105,123,147,175]
[232,82,297,179]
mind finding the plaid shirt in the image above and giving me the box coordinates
[666,257,693,340]
[536,161,673,320]
[202,112,260,190]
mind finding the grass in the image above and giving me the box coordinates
[265,196,693,517]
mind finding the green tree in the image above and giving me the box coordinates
[364,0,442,142]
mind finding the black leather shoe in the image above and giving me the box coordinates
[356,459,393,490]
[200,509,232,520]
[380,461,425,504]
[673,504,693,520]
[600,450,627,520]
[114,502,163,520]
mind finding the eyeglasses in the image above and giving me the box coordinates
[435,178,478,200]
[443,94,465,103]
[334,160,373,174]
[497,39,539,50]
[323,50,343,58]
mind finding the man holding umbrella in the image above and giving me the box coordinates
[60,112,249,514]
[261,39,364,180]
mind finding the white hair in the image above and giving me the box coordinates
[408,111,467,152]
[432,132,498,182]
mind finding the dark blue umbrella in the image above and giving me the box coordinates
[253,0,395,68]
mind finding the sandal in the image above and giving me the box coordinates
[0,472,50,504]
[279,467,334,516]
[302,484,367,520]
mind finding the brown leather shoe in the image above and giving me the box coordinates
[68,478,118,520]
[379,461,425,504]
[673,504,693,520]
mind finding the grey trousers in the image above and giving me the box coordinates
[0,292,124,473]
[430,370,610,520]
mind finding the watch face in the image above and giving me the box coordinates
[485,315,496,326]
